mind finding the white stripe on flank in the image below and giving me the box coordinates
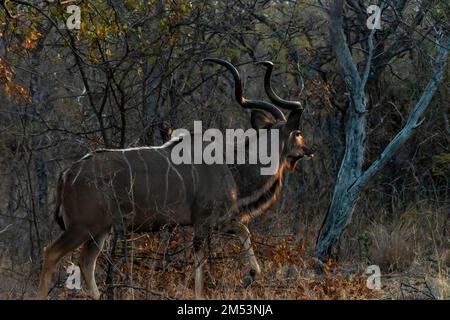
[137,150,150,203]
[122,151,136,214]
[153,149,187,204]
[72,159,86,185]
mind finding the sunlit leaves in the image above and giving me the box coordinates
[21,29,41,49]
[0,58,30,102]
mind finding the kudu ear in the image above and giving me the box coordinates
[251,110,274,129]
[285,109,303,132]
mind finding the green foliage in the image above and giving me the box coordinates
[358,230,372,266]
[429,1,449,23]
[432,153,450,177]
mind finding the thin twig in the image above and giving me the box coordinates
[0,224,12,235]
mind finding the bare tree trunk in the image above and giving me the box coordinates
[314,0,450,262]
[27,19,52,260]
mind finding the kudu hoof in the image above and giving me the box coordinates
[242,269,257,288]
[313,258,325,275]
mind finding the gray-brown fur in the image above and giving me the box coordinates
[37,59,313,300]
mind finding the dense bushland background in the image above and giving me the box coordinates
[0,0,448,299]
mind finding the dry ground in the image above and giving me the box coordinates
[1,229,448,300]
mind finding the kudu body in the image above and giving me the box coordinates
[37,59,313,299]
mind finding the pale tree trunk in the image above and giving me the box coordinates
[314,0,450,262]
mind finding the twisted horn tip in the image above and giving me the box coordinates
[255,61,274,67]
[203,57,223,63]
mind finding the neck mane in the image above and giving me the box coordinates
[233,161,287,223]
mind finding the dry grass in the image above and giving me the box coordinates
[368,217,416,272]
[0,203,447,300]
[365,206,449,299]
[49,231,380,300]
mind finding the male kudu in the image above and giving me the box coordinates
[37,59,313,299]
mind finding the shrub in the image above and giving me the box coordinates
[369,217,416,272]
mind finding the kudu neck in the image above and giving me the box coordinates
[232,161,287,223]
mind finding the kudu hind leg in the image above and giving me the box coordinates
[193,234,207,299]
[79,232,108,300]
[37,226,90,299]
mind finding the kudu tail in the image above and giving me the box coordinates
[53,173,65,230]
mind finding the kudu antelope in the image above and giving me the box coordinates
[37,58,313,300]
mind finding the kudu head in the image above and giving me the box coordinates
[256,60,314,171]
[203,58,314,172]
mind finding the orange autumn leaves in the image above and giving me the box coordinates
[21,29,41,50]
[0,28,40,102]
[0,58,30,102]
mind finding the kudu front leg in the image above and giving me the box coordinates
[224,221,261,287]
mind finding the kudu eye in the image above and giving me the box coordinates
[294,131,302,138]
